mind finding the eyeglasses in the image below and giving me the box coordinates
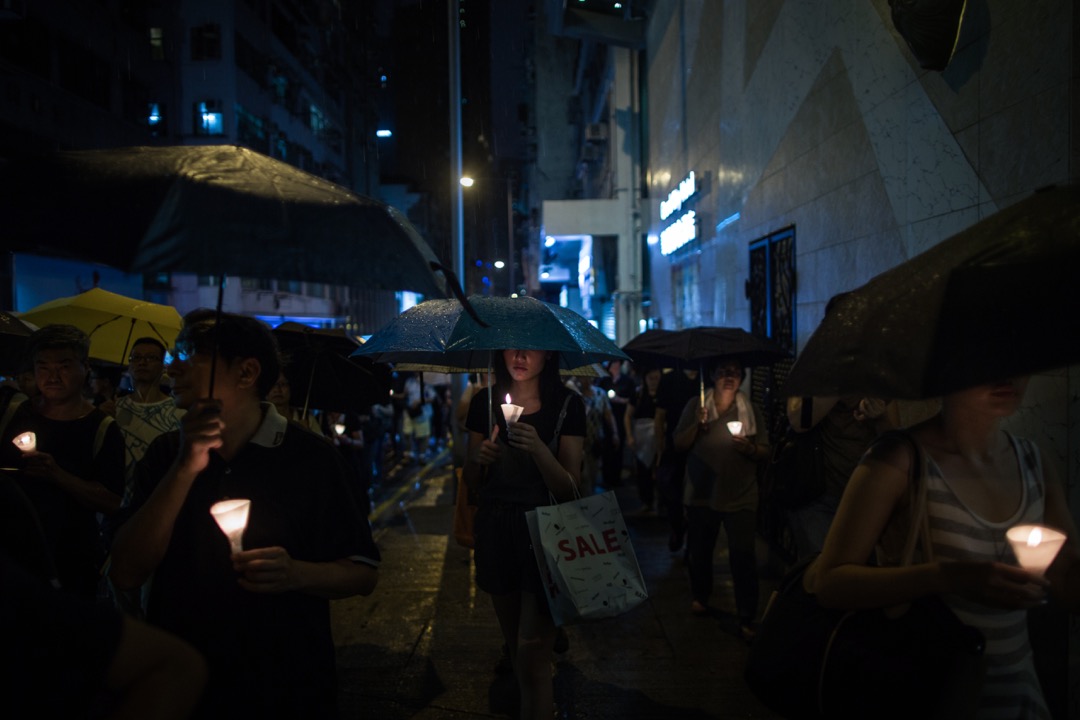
[129,353,164,364]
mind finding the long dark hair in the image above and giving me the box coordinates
[487,349,564,424]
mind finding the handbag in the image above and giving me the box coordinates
[762,398,826,509]
[744,432,986,719]
[525,489,648,626]
[452,468,478,549]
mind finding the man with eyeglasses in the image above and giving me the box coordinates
[112,338,185,491]
[108,309,379,719]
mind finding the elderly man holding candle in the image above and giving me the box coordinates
[0,324,125,599]
[673,359,767,639]
[807,375,1080,718]
[462,348,585,720]
[108,309,380,719]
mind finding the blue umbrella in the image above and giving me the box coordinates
[353,295,628,372]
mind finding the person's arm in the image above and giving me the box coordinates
[105,616,207,720]
[109,400,224,591]
[623,402,637,449]
[233,551,377,599]
[1042,461,1080,612]
[673,399,701,453]
[22,452,122,514]
[809,437,1048,611]
[504,419,582,502]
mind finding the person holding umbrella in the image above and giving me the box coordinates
[462,348,585,720]
[805,374,1080,717]
[673,359,767,639]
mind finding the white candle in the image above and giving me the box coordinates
[726,421,743,437]
[333,423,346,436]
[12,432,35,453]
[210,499,252,554]
[1006,524,1066,575]
[501,393,524,424]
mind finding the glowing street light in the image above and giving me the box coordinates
[459,176,475,187]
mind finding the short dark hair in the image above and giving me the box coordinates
[177,309,280,399]
[129,337,166,358]
[26,324,90,366]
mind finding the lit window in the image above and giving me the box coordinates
[147,103,166,136]
[149,27,165,61]
[195,101,224,135]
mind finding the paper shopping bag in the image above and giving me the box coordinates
[525,490,648,626]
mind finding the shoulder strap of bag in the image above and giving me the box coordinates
[93,414,115,460]
[553,392,573,441]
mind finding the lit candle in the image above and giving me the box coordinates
[210,499,252,554]
[726,421,743,437]
[501,393,524,439]
[333,423,346,436]
[12,432,35,453]
[1006,524,1067,575]
[607,388,616,399]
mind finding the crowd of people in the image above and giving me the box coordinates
[1,307,1078,720]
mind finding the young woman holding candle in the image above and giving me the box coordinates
[462,348,584,720]
[806,376,1080,718]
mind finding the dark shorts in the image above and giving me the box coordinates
[473,497,547,601]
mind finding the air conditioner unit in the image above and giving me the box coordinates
[585,123,607,143]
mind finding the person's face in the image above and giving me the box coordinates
[644,369,661,392]
[713,362,743,394]
[33,348,88,403]
[950,376,1030,418]
[128,343,165,384]
[503,349,548,383]
[89,373,113,397]
[164,342,217,410]
[266,373,291,410]
[16,370,38,397]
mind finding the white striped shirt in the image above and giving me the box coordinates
[923,434,1050,720]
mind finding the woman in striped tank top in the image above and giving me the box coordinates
[806,376,1080,718]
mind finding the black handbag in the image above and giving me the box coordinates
[744,434,986,719]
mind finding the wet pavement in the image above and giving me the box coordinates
[332,452,785,719]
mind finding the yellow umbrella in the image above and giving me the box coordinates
[19,288,182,365]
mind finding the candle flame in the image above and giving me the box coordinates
[1027,527,1043,547]
[505,394,511,404]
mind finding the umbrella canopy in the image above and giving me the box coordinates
[353,295,628,372]
[622,327,790,371]
[272,322,391,414]
[1,145,445,297]
[784,184,1080,399]
[0,311,36,375]
[18,288,181,366]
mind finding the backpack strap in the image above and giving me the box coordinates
[92,414,115,460]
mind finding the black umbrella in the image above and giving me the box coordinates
[622,327,789,371]
[272,323,391,415]
[622,326,789,407]
[783,184,1080,399]
[0,145,446,297]
[0,311,36,375]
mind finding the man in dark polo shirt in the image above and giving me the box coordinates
[109,310,380,719]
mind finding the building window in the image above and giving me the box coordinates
[197,275,218,287]
[309,104,325,133]
[149,27,165,61]
[241,277,274,291]
[281,280,302,295]
[194,100,224,135]
[307,283,326,299]
[191,24,221,61]
[147,102,166,136]
[748,226,795,442]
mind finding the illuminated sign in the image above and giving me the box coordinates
[659,171,698,255]
[660,171,696,221]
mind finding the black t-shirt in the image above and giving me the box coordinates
[0,404,125,597]
[119,412,380,718]
[465,383,585,506]
[655,370,700,444]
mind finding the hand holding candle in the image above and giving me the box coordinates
[210,499,251,554]
[501,394,524,437]
[1006,524,1066,576]
[12,432,35,453]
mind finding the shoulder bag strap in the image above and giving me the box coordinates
[93,414,116,459]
